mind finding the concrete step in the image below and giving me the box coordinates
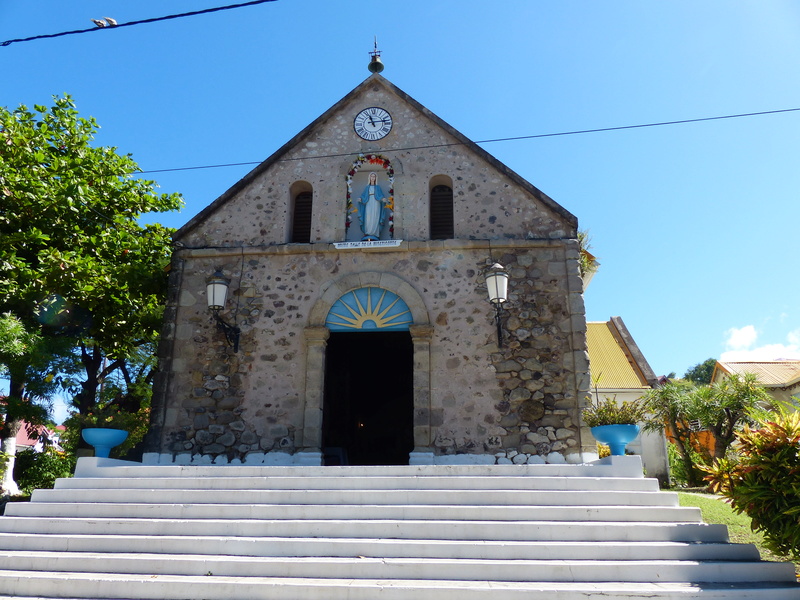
[0,516,722,542]
[56,474,660,492]
[0,457,795,600]
[0,551,795,583]
[0,533,760,561]
[6,501,694,523]
[72,458,648,480]
[0,572,798,600]
[29,487,681,508]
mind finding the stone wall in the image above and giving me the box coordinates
[146,239,589,465]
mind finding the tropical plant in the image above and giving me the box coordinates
[583,395,647,427]
[695,373,772,460]
[577,230,599,279]
[704,405,800,561]
[640,380,704,487]
[666,439,706,487]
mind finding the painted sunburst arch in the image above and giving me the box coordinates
[325,287,412,331]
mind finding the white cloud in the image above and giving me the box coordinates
[720,325,800,362]
[724,325,758,351]
[721,344,800,362]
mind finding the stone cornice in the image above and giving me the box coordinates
[174,238,575,259]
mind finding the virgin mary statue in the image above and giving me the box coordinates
[358,172,387,241]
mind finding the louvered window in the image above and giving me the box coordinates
[430,185,454,240]
[291,191,313,243]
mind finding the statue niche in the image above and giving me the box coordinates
[345,154,394,242]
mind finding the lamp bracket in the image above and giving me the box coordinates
[212,311,241,353]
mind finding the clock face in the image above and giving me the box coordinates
[354,107,393,141]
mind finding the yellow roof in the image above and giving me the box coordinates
[715,361,800,388]
[587,321,650,390]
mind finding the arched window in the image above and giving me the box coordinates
[290,189,313,243]
[429,180,454,240]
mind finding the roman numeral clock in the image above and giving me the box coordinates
[354,107,393,141]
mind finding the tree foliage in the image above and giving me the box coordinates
[0,313,33,359]
[0,95,182,352]
[13,447,75,496]
[61,344,156,457]
[694,373,771,460]
[0,95,182,490]
[641,374,773,487]
[684,358,717,385]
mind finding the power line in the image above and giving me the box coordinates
[0,0,278,47]
[139,106,800,175]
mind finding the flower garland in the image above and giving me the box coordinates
[345,153,395,239]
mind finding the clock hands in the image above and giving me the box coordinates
[354,107,392,140]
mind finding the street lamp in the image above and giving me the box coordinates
[484,263,509,348]
[206,270,240,352]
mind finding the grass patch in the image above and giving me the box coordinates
[678,491,799,577]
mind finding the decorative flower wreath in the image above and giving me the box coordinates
[345,153,395,238]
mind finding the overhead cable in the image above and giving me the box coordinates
[139,106,800,175]
[0,0,278,47]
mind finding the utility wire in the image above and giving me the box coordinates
[0,0,278,47]
[139,106,800,175]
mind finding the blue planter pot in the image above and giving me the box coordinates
[82,428,129,458]
[591,424,640,456]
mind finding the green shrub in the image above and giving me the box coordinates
[704,408,800,561]
[13,447,75,495]
[583,395,647,427]
[666,441,706,488]
[61,403,150,459]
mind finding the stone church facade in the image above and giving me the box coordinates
[143,73,593,466]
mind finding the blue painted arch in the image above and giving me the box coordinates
[325,287,413,332]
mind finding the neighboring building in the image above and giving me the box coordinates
[586,317,668,483]
[144,70,593,466]
[712,360,800,406]
[13,422,63,453]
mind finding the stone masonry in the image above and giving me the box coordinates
[145,74,591,465]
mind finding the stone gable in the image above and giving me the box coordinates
[145,74,590,466]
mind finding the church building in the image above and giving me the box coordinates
[144,62,593,466]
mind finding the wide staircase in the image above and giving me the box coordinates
[0,456,797,599]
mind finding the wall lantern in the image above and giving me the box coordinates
[484,263,509,348]
[206,270,241,353]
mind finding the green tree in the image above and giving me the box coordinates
[684,358,717,385]
[0,95,182,485]
[641,380,705,487]
[61,343,156,458]
[1,331,77,494]
[693,372,772,460]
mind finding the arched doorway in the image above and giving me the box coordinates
[321,287,414,465]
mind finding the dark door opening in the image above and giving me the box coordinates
[322,331,414,466]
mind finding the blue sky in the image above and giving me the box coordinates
[2,1,800,416]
